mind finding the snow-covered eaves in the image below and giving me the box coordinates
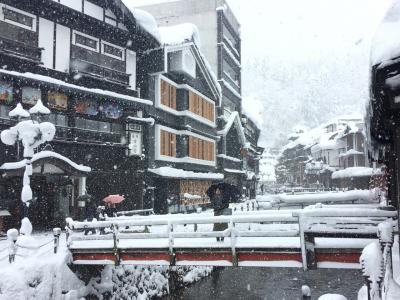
[216,154,242,162]
[338,149,364,158]
[370,0,400,66]
[148,167,223,180]
[0,151,91,173]
[0,69,152,106]
[332,167,382,180]
[159,23,200,48]
[217,111,246,145]
[127,116,155,125]
[224,168,246,174]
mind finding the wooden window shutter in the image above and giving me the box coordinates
[172,86,177,109]
[171,133,176,157]
[161,80,168,106]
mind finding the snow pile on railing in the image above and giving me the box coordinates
[332,167,382,179]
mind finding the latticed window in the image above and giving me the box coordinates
[160,80,176,109]
[188,136,214,161]
[160,129,176,157]
[188,91,214,122]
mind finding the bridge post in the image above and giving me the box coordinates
[298,214,308,270]
[304,233,316,269]
[7,228,18,264]
[301,285,311,300]
[168,221,175,265]
[111,224,120,266]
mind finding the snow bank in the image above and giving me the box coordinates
[318,294,347,300]
[332,167,382,179]
[148,166,223,180]
[159,23,201,47]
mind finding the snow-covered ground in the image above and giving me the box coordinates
[0,232,212,299]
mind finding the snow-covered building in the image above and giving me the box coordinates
[277,115,369,188]
[368,0,400,210]
[139,23,222,213]
[136,0,242,117]
[0,0,160,228]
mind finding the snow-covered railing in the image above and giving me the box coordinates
[6,227,61,263]
[115,208,154,217]
[360,220,398,300]
[66,207,396,268]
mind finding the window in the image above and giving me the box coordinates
[0,104,10,119]
[102,41,125,60]
[188,91,215,122]
[0,5,36,31]
[188,136,215,161]
[75,117,116,133]
[73,31,99,51]
[48,113,67,127]
[160,79,177,109]
[160,129,176,157]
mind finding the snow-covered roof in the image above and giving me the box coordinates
[148,167,223,180]
[371,0,400,66]
[0,151,91,173]
[0,69,152,106]
[127,116,155,125]
[217,111,246,144]
[332,167,382,179]
[159,23,200,47]
[120,1,161,42]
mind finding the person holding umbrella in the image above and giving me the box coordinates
[207,183,232,242]
[102,194,125,218]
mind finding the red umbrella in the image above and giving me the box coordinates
[103,194,125,204]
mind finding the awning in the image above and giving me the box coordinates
[0,151,91,177]
[148,167,223,180]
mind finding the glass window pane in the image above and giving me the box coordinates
[75,117,86,129]
[98,121,110,132]
[86,119,98,131]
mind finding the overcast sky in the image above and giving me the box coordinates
[132,0,393,147]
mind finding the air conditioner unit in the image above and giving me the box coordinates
[169,49,196,78]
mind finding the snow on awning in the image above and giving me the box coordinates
[332,167,383,180]
[148,167,223,180]
[224,168,246,174]
[217,111,246,144]
[339,149,365,158]
[127,116,155,125]
[0,69,152,106]
[0,210,11,217]
[0,151,91,176]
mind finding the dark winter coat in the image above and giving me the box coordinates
[105,206,117,218]
[85,201,97,220]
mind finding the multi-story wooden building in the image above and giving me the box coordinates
[0,0,159,228]
[139,24,222,213]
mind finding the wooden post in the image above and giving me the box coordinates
[53,227,61,254]
[305,233,316,269]
[112,224,119,266]
[298,214,308,270]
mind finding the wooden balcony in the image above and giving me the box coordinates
[70,57,130,86]
[0,36,42,64]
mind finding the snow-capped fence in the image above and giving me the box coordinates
[66,207,396,269]
[6,227,62,263]
[359,220,398,300]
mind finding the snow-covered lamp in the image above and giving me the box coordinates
[8,103,30,119]
[29,100,50,123]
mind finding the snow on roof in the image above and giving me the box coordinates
[371,0,400,66]
[120,1,161,42]
[0,151,91,173]
[217,111,246,144]
[0,69,152,106]
[148,166,223,180]
[159,23,201,47]
[241,97,263,129]
[332,167,382,180]
[338,149,364,158]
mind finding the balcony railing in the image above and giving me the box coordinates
[0,36,42,63]
[70,58,130,86]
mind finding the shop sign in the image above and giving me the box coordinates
[22,87,41,105]
[128,131,142,156]
[102,102,122,119]
[0,81,12,103]
[75,99,99,116]
[48,92,68,110]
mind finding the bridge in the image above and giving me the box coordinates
[66,206,397,270]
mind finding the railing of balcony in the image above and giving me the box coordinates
[0,36,42,63]
[70,57,130,86]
